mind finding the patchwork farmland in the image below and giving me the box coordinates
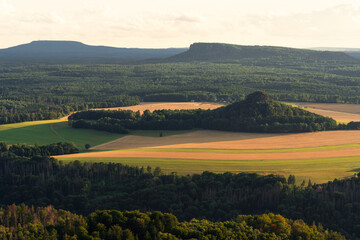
[55,102,360,184]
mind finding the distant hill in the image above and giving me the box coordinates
[1,41,357,65]
[311,47,360,60]
[0,41,187,64]
[166,42,357,64]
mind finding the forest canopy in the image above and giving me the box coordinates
[0,204,344,240]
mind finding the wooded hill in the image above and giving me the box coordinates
[166,42,357,65]
[0,41,186,64]
[0,205,344,240]
[1,42,360,125]
[69,91,339,133]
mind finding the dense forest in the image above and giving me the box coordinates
[1,147,360,238]
[0,142,79,157]
[1,51,360,124]
[69,91,341,133]
[0,205,344,240]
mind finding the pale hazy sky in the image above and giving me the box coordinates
[1,0,360,49]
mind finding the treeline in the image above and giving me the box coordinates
[2,153,360,237]
[0,205,343,240]
[0,96,140,124]
[0,142,79,157]
[69,91,342,133]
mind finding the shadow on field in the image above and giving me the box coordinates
[91,130,286,150]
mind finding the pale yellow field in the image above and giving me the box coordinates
[292,102,360,122]
[56,129,360,183]
[95,102,225,113]
[91,130,360,150]
[56,130,360,160]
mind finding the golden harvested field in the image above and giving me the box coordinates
[95,102,225,113]
[56,130,360,183]
[294,102,360,114]
[91,130,360,150]
[292,102,360,122]
[55,102,360,183]
[58,147,360,160]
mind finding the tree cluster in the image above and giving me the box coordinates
[0,142,79,157]
[0,204,343,240]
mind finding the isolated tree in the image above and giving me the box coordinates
[287,175,296,185]
[85,144,91,150]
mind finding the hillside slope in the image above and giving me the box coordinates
[0,40,187,63]
[167,42,357,64]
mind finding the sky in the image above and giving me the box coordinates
[1,0,360,49]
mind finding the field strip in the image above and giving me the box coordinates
[284,102,360,122]
[56,156,360,183]
[55,147,360,160]
[119,143,360,153]
[0,119,66,131]
[292,102,360,115]
[100,102,225,113]
[92,130,360,151]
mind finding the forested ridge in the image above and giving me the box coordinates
[1,148,360,238]
[166,42,356,63]
[69,91,343,133]
[1,52,360,124]
[0,205,344,240]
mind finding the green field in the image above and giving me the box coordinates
[0,120,196,150]
[0,121,125,150]
[129,129,195,137]
[57,156,360,184]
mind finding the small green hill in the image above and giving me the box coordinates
[166,42,357,64]
[210,91,338,132]
[69,91,338,133]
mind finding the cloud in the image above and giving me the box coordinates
[1,0,14,14]
[237,3,360,47]
[173,14,203,23]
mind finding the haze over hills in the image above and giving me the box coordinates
[0,40,187,63]
[311,47,360,60]
[0,41,359,64]
[166,42,358,63]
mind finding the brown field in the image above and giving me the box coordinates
[95,102,225,113]
[291,102,360,122]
